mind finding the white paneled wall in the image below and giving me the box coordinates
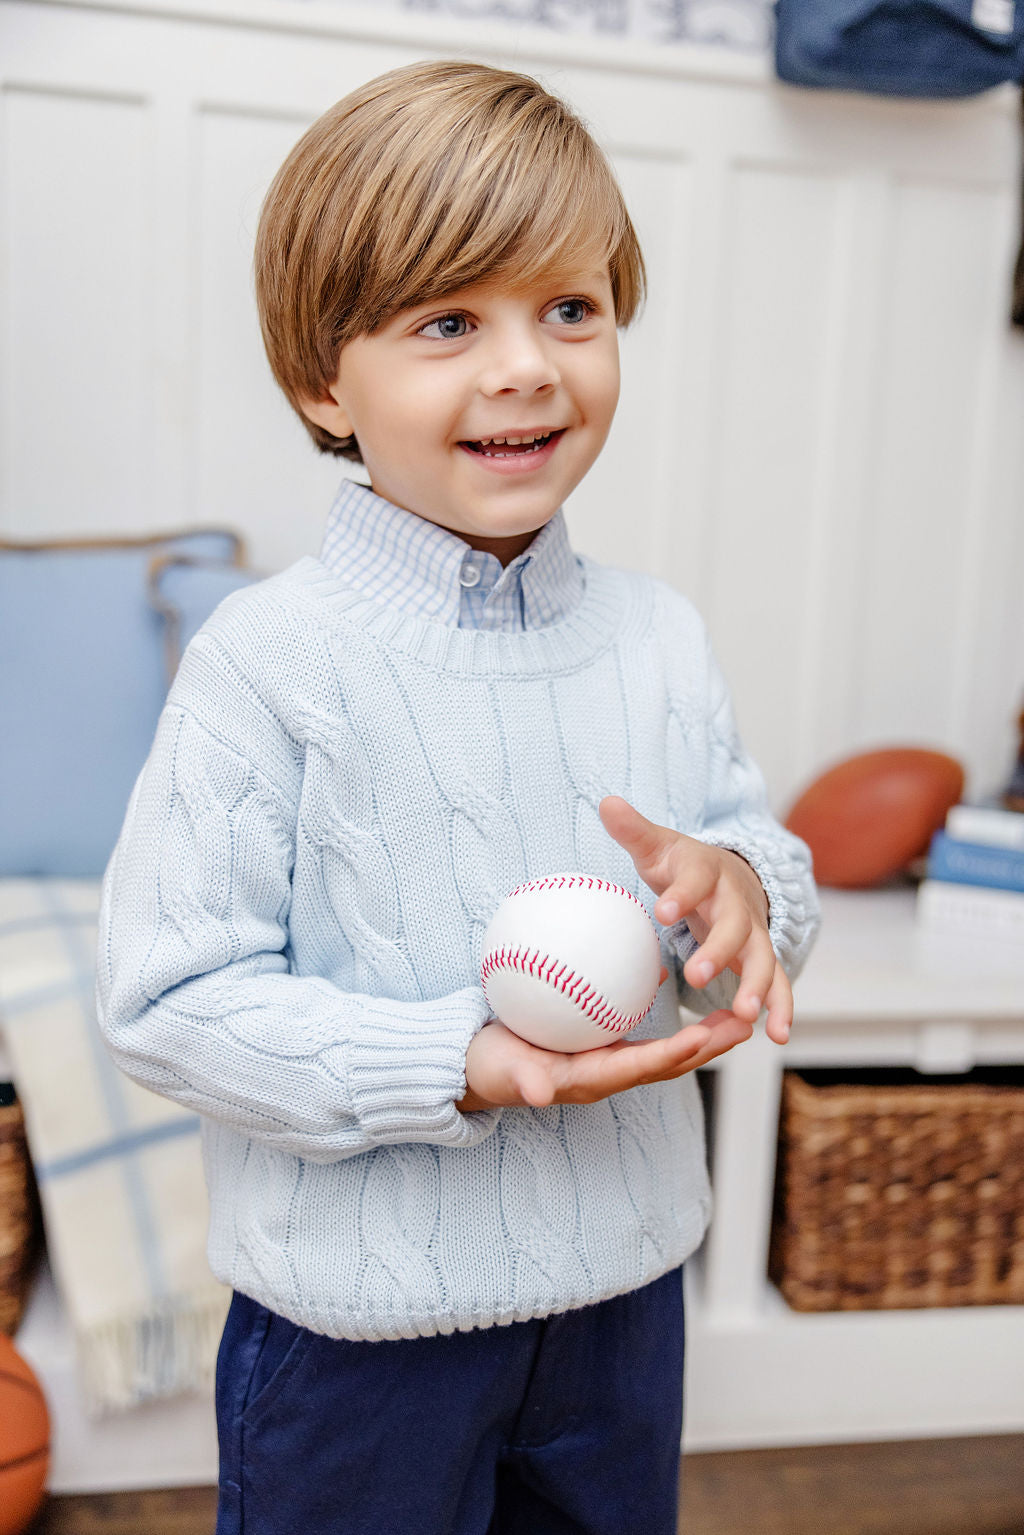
[2,0,1023,813]
[5,86,153,523]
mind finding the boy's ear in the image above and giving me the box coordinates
[297,386,355,441]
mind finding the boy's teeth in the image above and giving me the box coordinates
[469,431,554,457]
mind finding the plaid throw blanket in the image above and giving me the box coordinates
[0,878,229,1414]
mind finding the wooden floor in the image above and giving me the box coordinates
[679,1436,1024,1535]
[25,1435,1024,1534]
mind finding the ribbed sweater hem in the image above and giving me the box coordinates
[220,1207,711,1343]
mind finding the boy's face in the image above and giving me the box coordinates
[302,262,620,565]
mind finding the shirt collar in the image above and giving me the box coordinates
[318,478,584,632]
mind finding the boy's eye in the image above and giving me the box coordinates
[419,313,469,340]
[544,298,593,326]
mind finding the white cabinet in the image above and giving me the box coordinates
[683,886,1024,1450]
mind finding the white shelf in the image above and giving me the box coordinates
[684,1263,1024,1450]
[682,886,1024,1452]
[790,885,1024,1025]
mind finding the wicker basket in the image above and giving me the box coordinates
[769,1069,1024,1311]
[0,1085,43,1333]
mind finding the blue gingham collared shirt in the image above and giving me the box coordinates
[319,478,585,632]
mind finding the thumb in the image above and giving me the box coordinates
[599,795,672,876]
[517,1062,556,1108]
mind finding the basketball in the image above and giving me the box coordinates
[784,747,964,888]
[0,1332,49,1534]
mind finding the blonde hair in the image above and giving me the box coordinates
[254,59,645,460]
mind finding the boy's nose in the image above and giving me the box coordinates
[478,330,560,396]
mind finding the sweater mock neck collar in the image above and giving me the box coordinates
[318,478,584,633]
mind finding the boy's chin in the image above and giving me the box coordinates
[469,511,560,541]
[443,510,559,562]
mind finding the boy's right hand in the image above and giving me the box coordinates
[457,1011,751,1112]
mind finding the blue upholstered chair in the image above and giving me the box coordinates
[0,530,257,877]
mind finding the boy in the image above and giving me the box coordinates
[97,60,819,1535]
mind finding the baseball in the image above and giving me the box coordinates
[480,873,662,1053]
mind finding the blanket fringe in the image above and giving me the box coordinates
[76,1285,232,1417]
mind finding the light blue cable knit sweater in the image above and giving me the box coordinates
[97,551,818,1341]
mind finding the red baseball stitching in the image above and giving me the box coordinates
[507,874,645,912]
[480,944,653,1034]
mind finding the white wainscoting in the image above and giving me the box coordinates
[3,0,1024,814]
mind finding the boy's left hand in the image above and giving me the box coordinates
[599,795,793,1044]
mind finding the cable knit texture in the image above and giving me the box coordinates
[97,554,819,1341]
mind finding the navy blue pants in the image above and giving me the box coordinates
[215,1268,685,1535]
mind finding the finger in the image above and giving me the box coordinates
[557,1021,712,1102]
[762,964,794,1045]
[683,1011,756,1068]
[611,1011,753,1080]
[727,929,779,1023]
[588,1024,712,1088]
[598,796,673,885]
[652,851,720,927]
[683,907,753,991]
[654,889,711,928]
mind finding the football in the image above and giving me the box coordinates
[784,747,965,888]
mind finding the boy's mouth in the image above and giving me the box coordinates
[460,429,564,458]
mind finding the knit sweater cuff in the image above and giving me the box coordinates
[345,987,500,1148]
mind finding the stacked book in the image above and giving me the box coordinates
[917,803,1024,963]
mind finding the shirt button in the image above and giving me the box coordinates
[460,563,482,588]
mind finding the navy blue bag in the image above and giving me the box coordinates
[775,0,1024,97]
